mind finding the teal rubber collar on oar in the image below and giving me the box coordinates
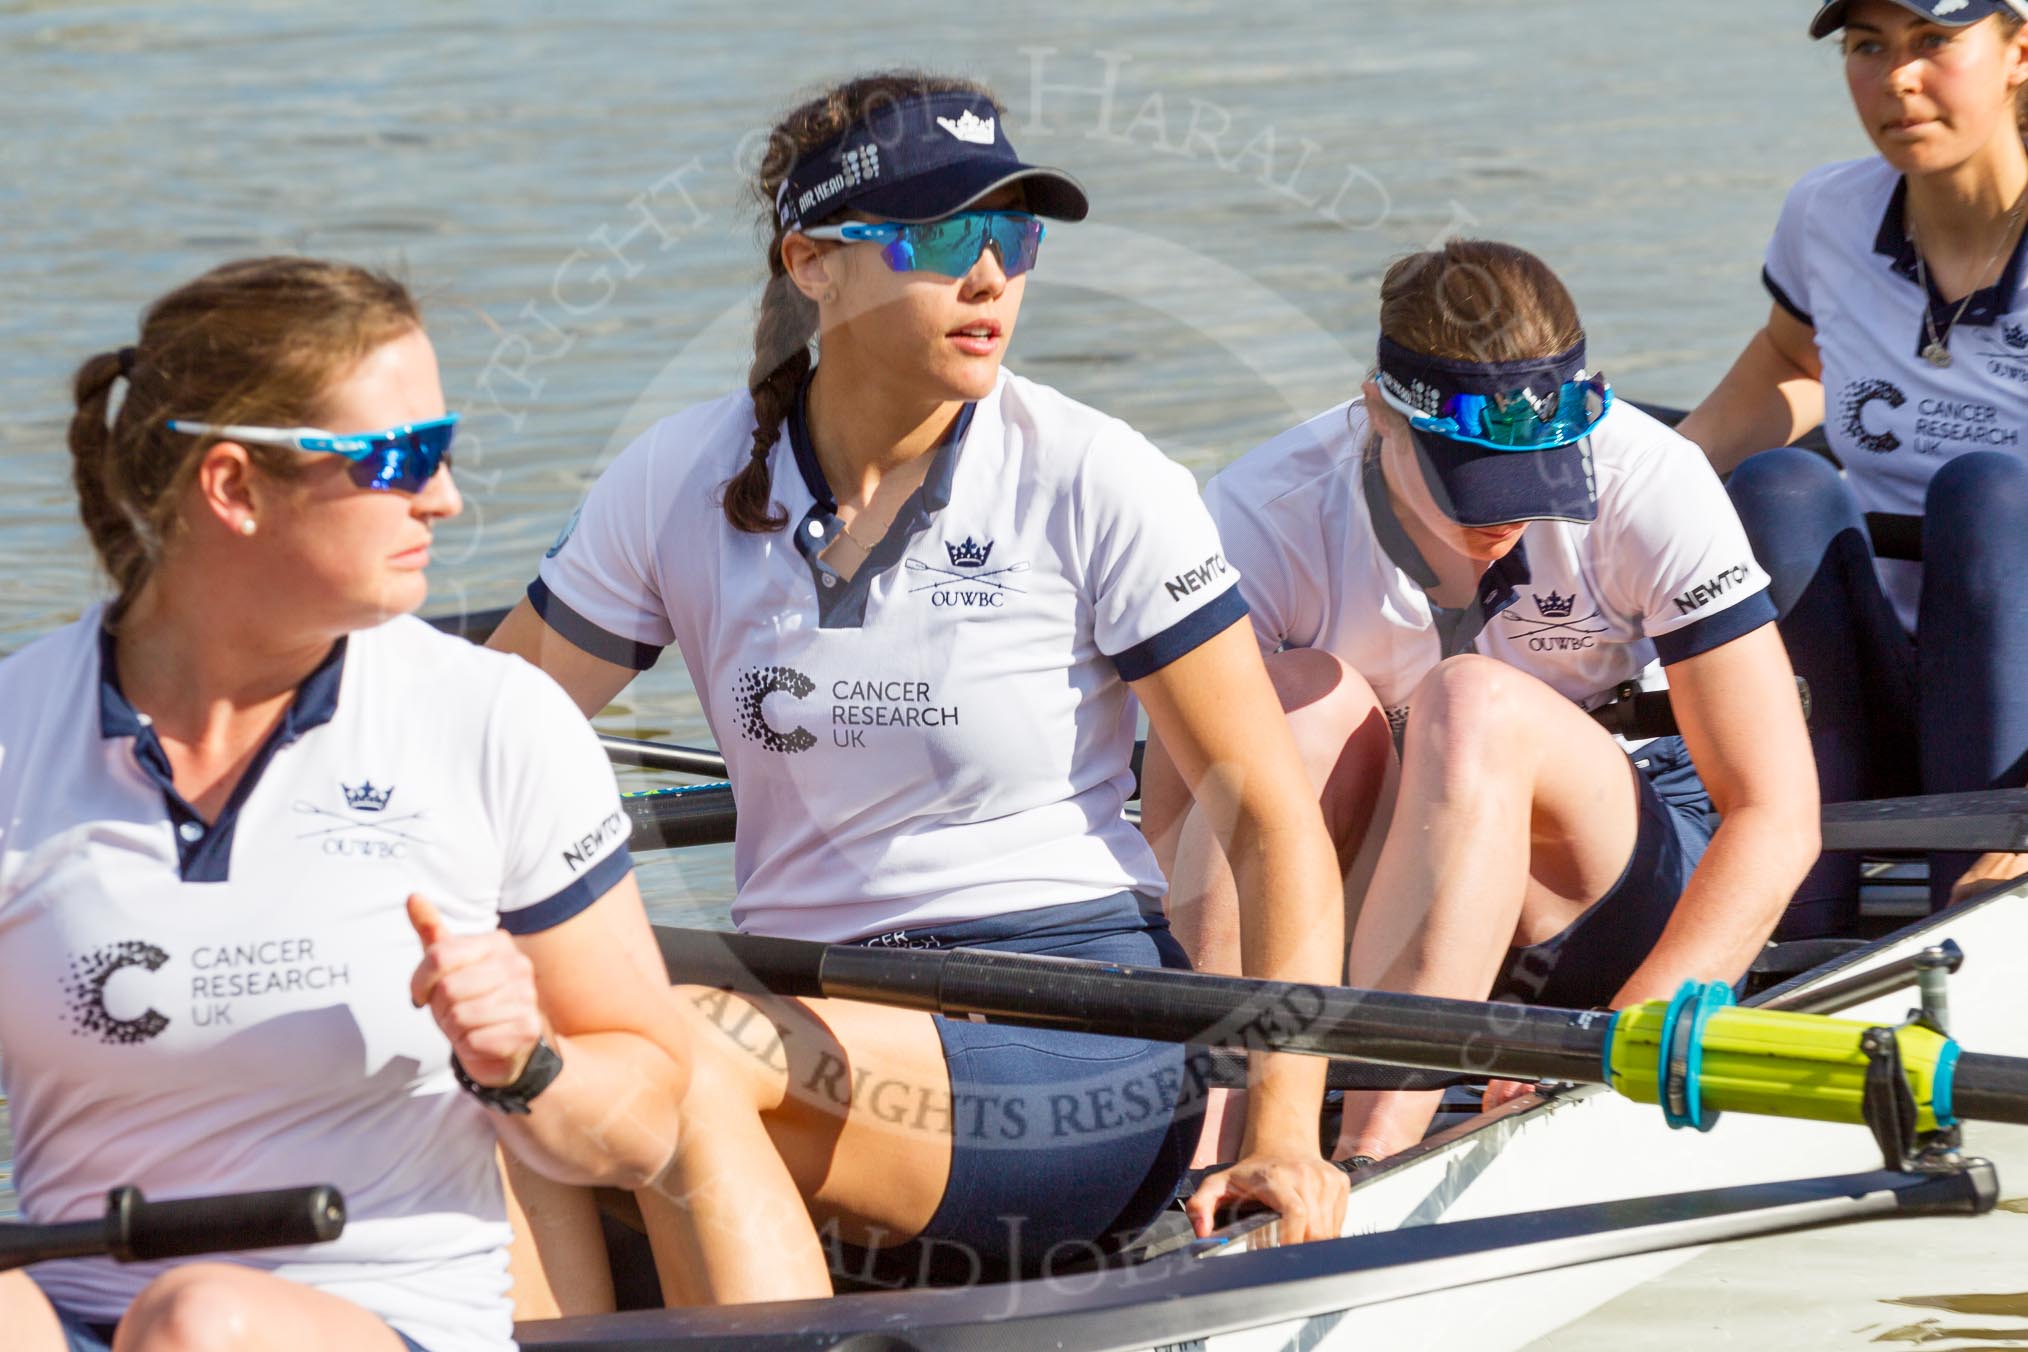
[1934,1038,1962,1129]
[1661,980,1734,1132]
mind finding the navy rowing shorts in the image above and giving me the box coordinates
[1491,735,1716,1010]
[834,891,1202,1287]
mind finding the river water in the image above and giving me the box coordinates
[0,0,1864,1215]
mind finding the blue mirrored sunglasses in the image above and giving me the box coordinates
[1378,375,1611,452]
[165,414,459,492]
[801,211,1046,279]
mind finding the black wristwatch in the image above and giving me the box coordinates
[451,1039,564,1115]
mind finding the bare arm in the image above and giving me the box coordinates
[1611,623,1819,1006]
[1132,621,1349,1243]
[486,599,639,718]
[411,876,689,1190]
[1675,305,1825,475]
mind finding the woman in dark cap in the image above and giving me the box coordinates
[490,72,1349,1300]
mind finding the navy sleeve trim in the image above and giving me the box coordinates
[1110,585,1250,682]
[1761,267,1813,328]
[1653,588,1778,665]
[526,578,664,671]
[500,846,634,936]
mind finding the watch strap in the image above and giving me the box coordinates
[451,1038,564,1115]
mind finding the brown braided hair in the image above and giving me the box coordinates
[723,71,1001,533]
[68,256,420,619]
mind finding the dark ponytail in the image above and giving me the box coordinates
[723,70,1001,533]
[67,257,421,620]
[68,350,152,604]
[725,264,817,533]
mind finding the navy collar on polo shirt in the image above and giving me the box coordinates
[1362,448,1528,659]
[1873,174,2028,354]
[786,374,978,628]
[97,626,347,882]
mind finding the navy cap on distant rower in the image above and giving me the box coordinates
[775,90,1089,232]
[1809,0,2028,39]
[1372,335,1609,528]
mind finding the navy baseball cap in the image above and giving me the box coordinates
[1372,335,1603,528]
[776,91,1088,233]
[1811,0,2028,39]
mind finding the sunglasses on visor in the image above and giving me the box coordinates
[165,414,459,493]
[1378,374,1612,452]
[800,211,1046,279]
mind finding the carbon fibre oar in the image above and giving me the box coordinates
[0,1185,345,1273]
[620,781,2028,855]
[602,735,731,778]
[651,926,2028,1138]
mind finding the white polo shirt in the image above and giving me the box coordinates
[1203,398,1775,733]
[0,613,632,1352]
[532,368,1245,942]
[1765,155,2028,628]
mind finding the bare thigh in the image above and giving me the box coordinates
[0,1271,70,1352]
[1144,646,1395,973]
[667,983,956,1244]
[112,1262,411,1352]
[1413,656,1641,936]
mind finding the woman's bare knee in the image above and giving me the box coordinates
[115,1264,405,1352]
[116,1264,259,1352]
[1403,655,1534,770]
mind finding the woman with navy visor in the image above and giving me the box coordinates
[1680,0,2028,922]
[1145,241,1818,1166]
[487,73,1349,1300]
[0,257,689,1352]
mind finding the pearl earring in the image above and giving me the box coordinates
[239,518,257,537]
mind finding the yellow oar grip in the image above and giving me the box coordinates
[1605,982,1959,1133]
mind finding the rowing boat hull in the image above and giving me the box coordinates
[517,882,2028,1351]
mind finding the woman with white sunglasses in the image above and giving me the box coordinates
[1145,239,1819,1169]
[489,71,1349,1301]
[0,256,689,1351]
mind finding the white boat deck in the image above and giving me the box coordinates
[1526,1120,2028,1350]
[1170,889,2028,1352]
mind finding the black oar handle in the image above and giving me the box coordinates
[0,1185,346,1273]
[110,1184,346,1262]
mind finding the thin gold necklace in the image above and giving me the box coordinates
[832,515,881,554]
[1910,182,2028,369]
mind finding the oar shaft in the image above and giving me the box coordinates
[0,1219,105,1269]
[659,929,1608,1083]
[1950,1052,2028,1126]
[601,736,729,778]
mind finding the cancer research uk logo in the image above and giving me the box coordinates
[293,778,430,859]
[63,940,171,1045]
[64,936,357,1041]
[1840,379,1906,455]
[735,665,820,754]
[735,664,962,753]
[1843,377,2023,456]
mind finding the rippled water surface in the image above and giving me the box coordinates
[0,0,1865,1214]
